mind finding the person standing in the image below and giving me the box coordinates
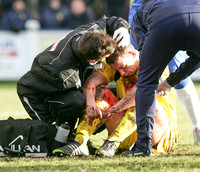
[1,0,31,32]
[129,0,200,147]
[65,0,95,29]
[40,0,69,29]
[126,0,200,156]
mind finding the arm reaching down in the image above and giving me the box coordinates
[106,85,137,115]
[97,85,137,127]
[83,71,107,125]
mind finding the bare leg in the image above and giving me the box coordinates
[105,111,125,135]
[107,100,170,152]
[95,86,125,135]
[152,100,169,145]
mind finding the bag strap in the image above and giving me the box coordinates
[3,125,31,157]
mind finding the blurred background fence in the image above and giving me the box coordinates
[1,27,200,81]
[0,0,200,81]
[0,26,67,80]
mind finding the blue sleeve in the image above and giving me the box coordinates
[129,0,143,24]
[1,12,11,30]
[168,51,186,72]
[128,0,143,49]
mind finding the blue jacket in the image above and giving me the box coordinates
[132,0,200,51]
[2,8,31,31]
[41,7,69,29]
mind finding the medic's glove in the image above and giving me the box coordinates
[113,27,130,47]
[158,79,172,96]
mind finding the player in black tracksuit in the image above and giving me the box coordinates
[17,15,130,130]
[123,0,200,156]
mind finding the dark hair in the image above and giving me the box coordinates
[77,30,117,61]
[106,44,133,65]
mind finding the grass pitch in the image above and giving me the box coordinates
[0,81,200,171]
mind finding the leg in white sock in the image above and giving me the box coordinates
[175,78,200,145]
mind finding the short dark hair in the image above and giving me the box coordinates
[106,44,133,65]
[77,30,117,61]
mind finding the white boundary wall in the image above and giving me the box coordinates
[0,29,67,81]
[0,30,200,81]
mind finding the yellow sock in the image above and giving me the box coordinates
[75,100,110,146]
[75,95,120,146]
[108,107,137,148]
[75,114,101,146]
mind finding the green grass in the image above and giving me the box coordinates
[0,81,200,171]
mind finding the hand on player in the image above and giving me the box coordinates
[86,104,103,126]
[96,110,111,128]
[158,79,172,96]
[113,27,130,47]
